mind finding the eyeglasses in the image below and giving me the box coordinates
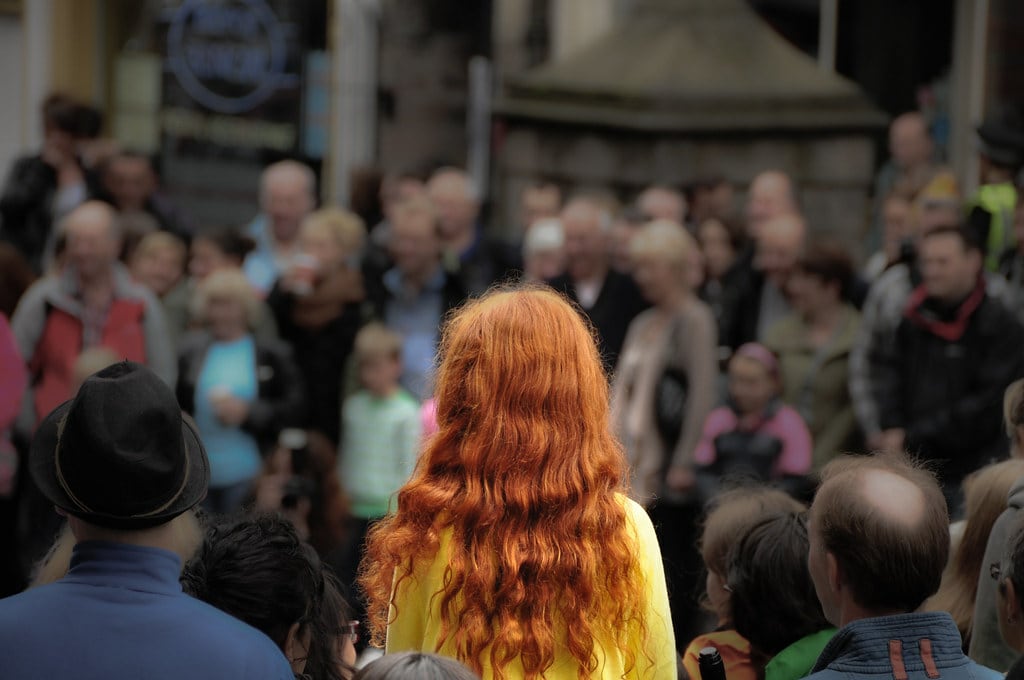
[990,562,1002,582]
[343,620,360,644]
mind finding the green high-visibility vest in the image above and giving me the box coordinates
[968,181,1017,272]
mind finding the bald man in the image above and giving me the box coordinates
[12,201,175,424]
[244,160,317,293]
[746,170,799,239]
[805,453,1000,680]
[868,112,938,253]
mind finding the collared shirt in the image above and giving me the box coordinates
[0,541,293,680]
[383,266,446,401]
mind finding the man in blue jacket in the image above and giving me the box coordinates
[0,362,294,679]
[805,452,1001,680]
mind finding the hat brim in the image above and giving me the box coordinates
[29,400,210,530]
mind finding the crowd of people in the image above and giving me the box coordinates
[1,90,1024,679]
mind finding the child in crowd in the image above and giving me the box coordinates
[337,323,422,629]
[682,487,805,680]
[693,342,813,500]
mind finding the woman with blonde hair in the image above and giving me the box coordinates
[177,269,305,514]
[360,287,675,679]
[927,458,1024,647]
[611,219,718,646]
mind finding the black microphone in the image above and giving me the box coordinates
[698,646,727,680]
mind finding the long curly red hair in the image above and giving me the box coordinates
[359,287,651,679]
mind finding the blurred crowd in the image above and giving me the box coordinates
[3,91,1024,679]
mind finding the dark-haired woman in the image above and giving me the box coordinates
[765,242,861,471]
[182,513,357,680]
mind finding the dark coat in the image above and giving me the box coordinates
[176,331,305,450]
[548,269,649,371]
[874,290,1024,486]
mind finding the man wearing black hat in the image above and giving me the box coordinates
[969,105,1024,272]
[0,362,293,679]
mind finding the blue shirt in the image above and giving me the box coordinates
[383,266,446,401]
[0,541,292,680]
[243,214,285,294]
[194,335,261,488]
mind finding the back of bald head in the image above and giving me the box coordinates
[812,452,948,614]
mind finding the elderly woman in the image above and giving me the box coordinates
[268,208,366,446]
[764,241,861,471]
[611,219,718,647]
[360,288,676,679]
[177,269,304,514]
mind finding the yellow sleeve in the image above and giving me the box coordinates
[623,496,679,678]
[384,567,429,654]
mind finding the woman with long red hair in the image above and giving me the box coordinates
[359,287,675,679]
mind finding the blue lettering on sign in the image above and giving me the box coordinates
[167,0,298,115]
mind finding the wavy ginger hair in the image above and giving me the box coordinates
[359,286,649,679]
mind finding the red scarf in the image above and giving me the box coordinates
[903,278,985,342]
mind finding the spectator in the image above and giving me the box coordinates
[863,192,914,282]
[765,241,861,471]
[682,486,804,680]
[873,226,1024,505]
[182,513,356,680]
[608,206,647,274]
[0,362,294,679]
[926,459,1024,647]
[745,170,799,239]
[804,452,1000,680]
[549,195,648,371]
[366,195,466,402]
[244,160,317,294]
[267,208,366,445]
[728,513,835,680]
[336,323,421,627]
[252,428,348,559]
[354,652,479,680]
[177,270,304,514]
[99,151,192,239]
[612,220,717,503]
[520,217,565,282]
[971,379,1024,669]
[637,184,687,224]
[968,106,1024,271]
[360,288,676,678]
[0,93,101,273]
[519,180,562,232]
[0,314,24,497]
[867,112,939,256]
[998,176,1024,322]
[693,343,813,500]
[130,231,190,350]
[189,229,256,283]
[12,201,175,427]
[995,517,1024,679]
[611,220,717,647]
[696,216,746,352]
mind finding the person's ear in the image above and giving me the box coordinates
[826,551,842,595]
[284,622,311,674]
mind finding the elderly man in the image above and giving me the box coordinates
[746,170,800,239]
[0,362,293,679]
[805,452,1000,680]
[11,201,175,427]
[637,184,686,224]
[244,160,317,294]
[548,196,647,371]
[427,166,515,295]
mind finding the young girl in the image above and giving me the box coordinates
[693,343,813,499]
[682,487,804,680]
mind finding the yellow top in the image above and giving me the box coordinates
[385,494,678,679]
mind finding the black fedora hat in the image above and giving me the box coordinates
[977,106,1024,168]
[30,361,209,530]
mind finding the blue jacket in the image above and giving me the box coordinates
[804,612,1000,680]
[0,541,293,680]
